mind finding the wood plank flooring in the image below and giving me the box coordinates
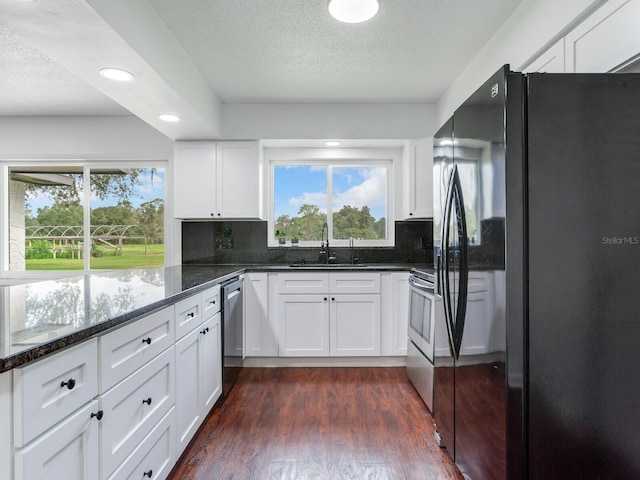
[168,367,463,480]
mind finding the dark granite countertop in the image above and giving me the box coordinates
[0,263,417,372]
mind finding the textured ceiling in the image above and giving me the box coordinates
[0,25,129,116]
[0,0,524,124]
[149,0,524,103]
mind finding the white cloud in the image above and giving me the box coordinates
[333,168,386,211]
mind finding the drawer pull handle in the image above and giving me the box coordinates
[187,312,195,318]
[142,397,152,406]
[60,378,76,390]
[200,327,209,335]
[142,337,152,345]
[143,470,153,478]
[91,410,103,421]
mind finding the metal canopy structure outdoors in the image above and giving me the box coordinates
[26,225,148,259]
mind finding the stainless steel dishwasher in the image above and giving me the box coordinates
[221,276,244,397]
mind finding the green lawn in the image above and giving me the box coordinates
[26,244,165,270]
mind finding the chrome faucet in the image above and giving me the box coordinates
[319,223,329,264]
[349,236,354,264]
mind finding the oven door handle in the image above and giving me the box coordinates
[408,276,435,293]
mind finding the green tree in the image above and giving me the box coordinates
[91,202,135,226]
[333,205,380,239]
[135,198,165,244]
[35,201,84,226]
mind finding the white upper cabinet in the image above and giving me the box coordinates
[173,140,263,219]
[216,141,262,218]
[522,38,565,73]
[404,137,433,219]
[173,142,217,219]
[522,0,640,75]
[565,0,640,73]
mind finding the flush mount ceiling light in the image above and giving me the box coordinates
[328,0,380,23]
[99,68,134,82]
[158,114,181,122]
[325,141,341,146]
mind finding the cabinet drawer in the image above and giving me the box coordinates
[175,294,203,340]
[202,285,221,318]
[100,347,175,480]
[14,400,100,480]
[329,272,380,294]
[277,273,329,294]
[107,407,176,480]
[13,339,98,447]
[100,307,174,392]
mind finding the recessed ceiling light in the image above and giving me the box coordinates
[328,0,380,23]
[325,141,341,146]
[158,114,181,123]
[99,68,134,82]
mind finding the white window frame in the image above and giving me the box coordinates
[0,159,170,281]
[265,147,401,248]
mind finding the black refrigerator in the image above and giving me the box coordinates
[432,65,640,479]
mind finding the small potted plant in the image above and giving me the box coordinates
[275,230,287,245]
[291,232,303,246]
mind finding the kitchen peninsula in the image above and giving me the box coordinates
[0,262,414,480]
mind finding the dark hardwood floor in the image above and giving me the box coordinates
[169,367,464,480]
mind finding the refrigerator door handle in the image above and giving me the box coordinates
[441,167,457,358]
[442,165,470,360]
[450,166,469,359]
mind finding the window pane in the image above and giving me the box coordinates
[89,168,165,269]
[332,167,387,240]
[273,165,327,242]
[9,167,84,271]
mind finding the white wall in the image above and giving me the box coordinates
[222,103,437,140]
[0,116,172,159]
[435,0,606,127]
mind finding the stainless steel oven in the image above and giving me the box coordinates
[407,268,436,412]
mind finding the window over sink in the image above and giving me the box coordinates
[266,147,399,247]
[3,161,166,276]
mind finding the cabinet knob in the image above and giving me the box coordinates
[409,212,414,216]
[200,327,209,335]
[91,410,104,421]
[331,297,335,301]
[210,213,215,217]
[143,470,153,478]
[187,312,195,318]
[142,337,152,345]
[142,397,152,406]
[324,297,327,301]
[209,300,216,305]
[217,213,221,217]
[60,378,76,390]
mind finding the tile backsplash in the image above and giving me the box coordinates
[182,220,433,266]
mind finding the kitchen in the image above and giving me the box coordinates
[1,1,640,479]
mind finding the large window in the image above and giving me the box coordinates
[269,155,393,247]
[5,163,165,273]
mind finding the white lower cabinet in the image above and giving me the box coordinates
[175,313,222,455]
[381,272,410,356]
[245,273,278,356]
[100,347,175,480]
[14,400,100,480]
[330,295,380,356]
[277,272,385,358]
[200,313,222,413]
[13,339,98,447]
[107,408,176,480]
[278,295,330,356]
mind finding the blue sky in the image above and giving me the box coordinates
[24,168,165,212]
[274,165,386,220]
